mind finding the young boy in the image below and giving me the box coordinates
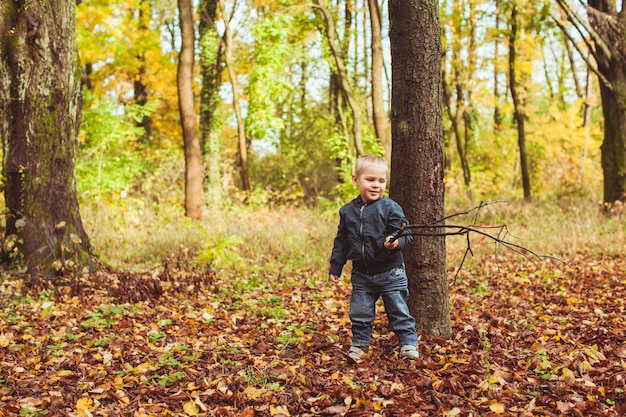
[329,154,419,362]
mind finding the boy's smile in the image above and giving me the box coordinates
[352,164,388,204]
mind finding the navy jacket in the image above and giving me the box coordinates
[329,196,412,276]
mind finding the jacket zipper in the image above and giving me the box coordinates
[359,204,369,274]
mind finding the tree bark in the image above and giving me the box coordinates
[508,5,531,201]
[177,0,203,219]
[587,0,626,203]
[388,0,451,338]
[0,0,94,273]
[367,0,390,160]
[554,0,626,203]
[199,0,223,205]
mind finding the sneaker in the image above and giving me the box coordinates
[400,345,419,360]
[348,345,368,363]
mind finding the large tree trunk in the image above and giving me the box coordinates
[0,0,93,273]
[587,0,626,203]
[367,0,390,160]
[388,0,452,338]
[178,0,203,219]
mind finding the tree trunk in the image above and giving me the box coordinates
[493,0,503,129]
[508,5,531,201]
[555,0,626,203]
[388,0,451,338]
[177,0,203,219]
[0,0,94,273]
[199,0,223,205]
[367,0,390,160]
[220,0,250,191]
[134,0,152,142]
[587,0,626,203]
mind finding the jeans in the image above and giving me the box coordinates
[349,265,418,347]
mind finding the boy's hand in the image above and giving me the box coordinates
[329,274,340,282]
[384,235,399,250]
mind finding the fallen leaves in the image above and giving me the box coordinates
[0,254,625,416]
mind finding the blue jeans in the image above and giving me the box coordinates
[349,265,418,347]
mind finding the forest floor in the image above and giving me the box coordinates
[0,253,624,416]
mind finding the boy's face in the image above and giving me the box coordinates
[352,163,387,204]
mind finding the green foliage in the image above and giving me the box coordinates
[77,94,153,198]
[196,235,247,270]
[245,14,294,143]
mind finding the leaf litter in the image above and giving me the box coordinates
[0,254,625,416]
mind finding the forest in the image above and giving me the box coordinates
[0,0,625,415]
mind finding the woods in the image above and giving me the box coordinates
[1,0,625,415]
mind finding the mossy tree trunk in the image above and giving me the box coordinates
[199,0,223,206]
[0,0,94,274]
[388,0,452,337]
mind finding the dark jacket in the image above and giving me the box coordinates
[329,196,412,276]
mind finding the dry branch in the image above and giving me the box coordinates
[390,201,568,281]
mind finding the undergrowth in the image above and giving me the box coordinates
[81,196,625,274]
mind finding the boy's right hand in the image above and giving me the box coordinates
[329,274,340,282]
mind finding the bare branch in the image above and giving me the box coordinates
[391,202,569,281]
[549,12,613,90]
[554,0,613,61]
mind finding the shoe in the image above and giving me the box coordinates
[348,345,368,363]
[400,345,419,360]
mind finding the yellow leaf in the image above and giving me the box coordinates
[445,408,462,417]
[243,386,264,400]
[489,402,506,414]
[134,362,154,373]
[0,332,13,347]
[270,404,291,416]
[183,400,200,416]
[75,397,94,417]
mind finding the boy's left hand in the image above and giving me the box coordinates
[384,236,399,250]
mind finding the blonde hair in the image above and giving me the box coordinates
[354,154,388,177]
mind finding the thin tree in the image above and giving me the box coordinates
[367,0,390,159]
[388,0,452,337]
[0,0,94,273]
[508,4,531,201]
[220,0,250,191]
[177,0,203,219]
[493,0,504,130]
[314,0,365,157]
[133,0,152,142]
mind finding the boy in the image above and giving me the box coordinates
[329,154,419,362]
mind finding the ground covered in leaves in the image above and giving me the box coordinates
[1,254,625,416]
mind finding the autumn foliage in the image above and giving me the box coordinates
[1,250,624,416]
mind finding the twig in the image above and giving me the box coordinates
[390,201,569,282]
